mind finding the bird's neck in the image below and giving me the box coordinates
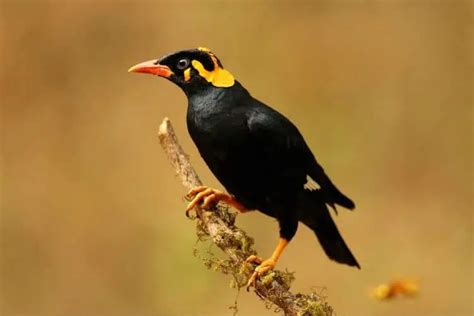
[185,81,252,138]
[185,81,251,112]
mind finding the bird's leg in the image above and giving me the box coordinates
[245,238,289,289]
[185,186,248,216]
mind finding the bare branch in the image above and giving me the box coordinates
[158,117,334,316]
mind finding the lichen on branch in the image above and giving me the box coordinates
[158,117,333,316]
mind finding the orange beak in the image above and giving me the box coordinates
[128,59,173,77]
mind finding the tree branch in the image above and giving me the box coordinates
[158,117,334,316]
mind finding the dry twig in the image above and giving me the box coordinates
[158,117,333,316]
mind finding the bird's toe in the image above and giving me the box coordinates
[245,258,276,290]
[245,255,263,264]
[184,186,208,201]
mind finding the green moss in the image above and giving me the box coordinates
[260,271,277,286]
[294,293,333,316]
[258,269,295,290]
[190,200,333,315]
[237,231,255,255]
[296,300,323,316]
[195,219,209,241]
[215,204,237,226]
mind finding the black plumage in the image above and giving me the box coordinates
[129,48,360,277]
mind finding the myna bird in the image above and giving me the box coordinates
[129,47,360,287]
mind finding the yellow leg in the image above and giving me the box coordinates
[185,186,248,215]
[246,238,289,289]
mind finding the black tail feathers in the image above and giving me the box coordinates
[326,182,355,210]
[309,166,355,210]
[299,191,360,268]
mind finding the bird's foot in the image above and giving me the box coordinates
[184,186,247,217]
[245,255,263,265]
[245,256,277,290]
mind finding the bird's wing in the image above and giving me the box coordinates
[244,104,315,186]
[244,102,355,210]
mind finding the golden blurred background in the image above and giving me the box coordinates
[1,1,472,315]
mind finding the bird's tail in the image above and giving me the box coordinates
[299,191,360,268]
[308,165,355,210]
[324,178,355,210]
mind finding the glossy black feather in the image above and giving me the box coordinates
[299,190,360,268]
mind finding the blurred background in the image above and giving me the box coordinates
[1,1,472,315]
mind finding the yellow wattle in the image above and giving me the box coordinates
[191,60,235,88]
[184,68,191,81]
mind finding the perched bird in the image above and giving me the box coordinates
[129,47,360,286]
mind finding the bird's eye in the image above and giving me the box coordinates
[177,58,190,70]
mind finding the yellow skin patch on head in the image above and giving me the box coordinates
[191,60,235,87]
[184,68,191,81]
[191,47,235,87]
[191,59,235,88]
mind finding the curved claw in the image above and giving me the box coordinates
[246,274,258,291]
[185,208,195,218]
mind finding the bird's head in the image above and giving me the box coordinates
[128,47,235,94]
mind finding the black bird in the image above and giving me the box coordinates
[129,47,360,286]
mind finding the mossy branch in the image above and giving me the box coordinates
[158,117,334,316]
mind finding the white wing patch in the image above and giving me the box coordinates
[304,175,321,191]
